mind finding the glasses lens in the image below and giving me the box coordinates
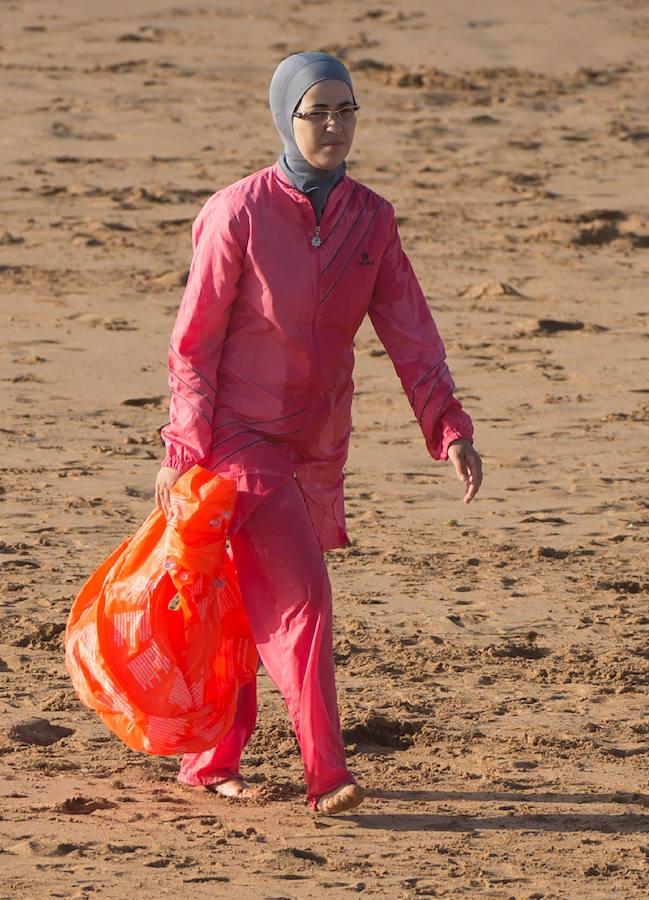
[297,107,357,124]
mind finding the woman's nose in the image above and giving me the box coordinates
[325,116,343,133]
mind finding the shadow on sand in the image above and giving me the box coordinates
[346,789,649,833]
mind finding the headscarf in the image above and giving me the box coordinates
[269,51,356,223]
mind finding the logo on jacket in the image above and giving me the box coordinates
[356,251,375,267]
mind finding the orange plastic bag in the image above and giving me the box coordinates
[65,465,258,755]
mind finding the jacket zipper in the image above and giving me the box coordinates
[305,203,322,415]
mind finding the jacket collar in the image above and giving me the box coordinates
[271,161,351,223]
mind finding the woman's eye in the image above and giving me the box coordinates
[300,107,356,123]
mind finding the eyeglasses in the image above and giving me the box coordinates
[292,104,360,126]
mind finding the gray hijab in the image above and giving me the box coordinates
[269,51,356,223]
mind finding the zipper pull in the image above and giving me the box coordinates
[311,226,322,248]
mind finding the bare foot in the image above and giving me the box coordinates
[206,778,251,798]
[316,782,364,815]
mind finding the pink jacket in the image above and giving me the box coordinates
[161,163,474,550]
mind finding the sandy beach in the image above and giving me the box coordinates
[1,0,649,896]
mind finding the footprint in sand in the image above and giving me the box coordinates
[460,281,527,301]
[121,395,167,409]
[271,846,327,871]
[569,209,649,247]
[0,228,24,245]
[51,121,116,141]
[8,716,74,746]
[484,637,550,660]
[152,269,189,288]
[342,711,420,749]
[118,26,165,44]
[12,622,65,648]
[4,372,47,383]
[66,313,138,330]
[352,8,425,27]
[55,796,118,815]
[7,838,96,857]
[535,318,585,334]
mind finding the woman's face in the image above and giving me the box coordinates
[292,79,357,171]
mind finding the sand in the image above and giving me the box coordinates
[1,0,649,897]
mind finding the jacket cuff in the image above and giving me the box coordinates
[439,428,473,461]
[161,447,197,474]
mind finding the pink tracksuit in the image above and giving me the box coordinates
[161,162,473,805]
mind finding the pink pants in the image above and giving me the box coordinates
[177,477,355,807]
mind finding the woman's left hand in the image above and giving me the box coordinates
[447,439,483,504]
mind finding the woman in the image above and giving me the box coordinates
[155,52,482,815]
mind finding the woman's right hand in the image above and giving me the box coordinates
[155,466,182,519]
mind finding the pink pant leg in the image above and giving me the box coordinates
[177,673,257,786]
[231,477,355,806]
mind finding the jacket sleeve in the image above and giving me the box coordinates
[160,198,245,472]
[368,206,474,461]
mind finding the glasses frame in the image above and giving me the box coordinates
[292,104,360,126]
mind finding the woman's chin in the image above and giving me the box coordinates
[309,147,347,170]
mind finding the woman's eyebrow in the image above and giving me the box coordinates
[303,101,353,110]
